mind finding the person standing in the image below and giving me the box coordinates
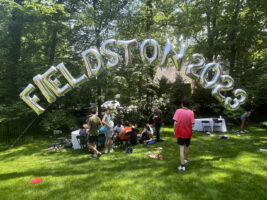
[102,108,113,153]
[173,99,195,172]
[153,107,163,142]
[240,109,254,133]
[87,108,102,158]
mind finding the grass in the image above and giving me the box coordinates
[0,126,267,200]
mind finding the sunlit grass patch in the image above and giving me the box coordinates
[0,126,267,200]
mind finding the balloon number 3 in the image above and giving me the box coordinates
[186,56,247,110]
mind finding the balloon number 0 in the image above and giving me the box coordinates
[186,56,247,110]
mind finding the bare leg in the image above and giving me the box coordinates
[241,120,245,130]
[185,146,190,160]
[109,138,113,149]
[179,145,185,165]
[87,143,97,154]
[105,138,109,149]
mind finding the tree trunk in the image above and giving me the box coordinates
[48,27,58,65]
[4,0,24,102]
[228,0,240,75]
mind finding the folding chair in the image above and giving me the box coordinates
[201,120,212,132]
[213,119,223,132]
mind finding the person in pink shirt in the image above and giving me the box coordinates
[173,99,195,172]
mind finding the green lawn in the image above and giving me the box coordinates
[1,127,267,200]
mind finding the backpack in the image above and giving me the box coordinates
[126,147,133,154]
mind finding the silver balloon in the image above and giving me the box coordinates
[224,89,247,111]
[42,66,72,97]
[100,39,119,68]
[212,75,234,102]
[200,63,222,89]
[185,53,205,80]
[117,39,137,66]
[140,39,160,65]
[19,84,45,115]
[33,74,56,103]
[81,48,104,77]
[161,40,186,70]
[57,63,88,88]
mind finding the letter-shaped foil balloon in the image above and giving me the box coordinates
[42,66,72,97]
[140,39,160,65]
[161,40,186,70]
[224,89,247,111]
[212,75,234,102]
[57,63,88,88]
[117,39,138,66]
[33,74,56,103]
[200,63,222,89]
[19,84,45,115]
[100,39,119,68]
[185,53,205,80]
[81,48,104,77]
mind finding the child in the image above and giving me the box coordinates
[173,99,195,172]
[240,109,254,133]
[139,124,153,144]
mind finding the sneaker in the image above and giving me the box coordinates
[105,148,108,154]
[178,165,186,172]
[110,148,114,153]
[184,160,189,165]
[92,154,98,158]
[97,151,102,158]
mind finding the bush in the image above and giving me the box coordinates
[39,109,78,132]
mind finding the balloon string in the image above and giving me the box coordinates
[9,115,39,149]
[9,103,51,149]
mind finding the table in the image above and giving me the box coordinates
[193,118,227,132]
[71,130,81,149]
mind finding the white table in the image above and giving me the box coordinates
[71,130,81,149]
[193,118,227,132]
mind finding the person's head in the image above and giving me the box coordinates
[134,123,138,128]
[154,107,159,112]
[124,121,130,126]
[105,107,111,114]
[91,106,97,115]
[145,123,150,129]
[181,98,190,108]
[117,121,122,126]
[83,124,89,129]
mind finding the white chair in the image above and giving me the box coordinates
[213,119,223,132]
[201,120,212,132]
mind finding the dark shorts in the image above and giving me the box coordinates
[88,135,98,144]
[177,138,191,146]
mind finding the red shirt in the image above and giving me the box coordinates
[173,108,195,139]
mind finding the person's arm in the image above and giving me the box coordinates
[173,121,177,135]
[119,128,124,137]
[102,115,111,128]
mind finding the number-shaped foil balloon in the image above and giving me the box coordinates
[199,63,222,89]
[185,53,205,80]
[224,89,247,110]
[211,75,234,102]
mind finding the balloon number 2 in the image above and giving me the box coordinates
[186,55,247,110]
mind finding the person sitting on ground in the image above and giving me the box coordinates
[119,121,132,142]
[139,123,153,144]
[130,124,139,145]
[113,121,124,142]
[240,109,254,133]
[87,108,102,158]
